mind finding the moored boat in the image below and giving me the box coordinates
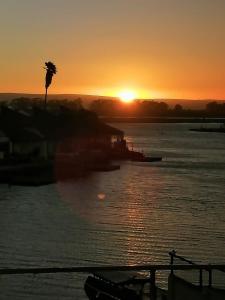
[84,271,148,300]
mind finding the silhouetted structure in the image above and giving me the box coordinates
[0,105,124,162]
[0,105,126,184]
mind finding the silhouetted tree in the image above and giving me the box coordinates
[174,104,183,114]
[206,101,219,113]
[10,97,43,110]
[44,61,57,108]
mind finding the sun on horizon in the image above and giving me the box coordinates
[118,90,137,103]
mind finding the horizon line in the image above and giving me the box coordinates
[0,92,225,102]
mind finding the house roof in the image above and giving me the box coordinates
[0,105,124,142]
[98,122,124,136]
[68,119,124,138]
[0,106,31,127]
[3,127,44,143]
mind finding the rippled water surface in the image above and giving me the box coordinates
[0,123,225,299]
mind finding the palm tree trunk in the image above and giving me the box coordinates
[44,87,48,109]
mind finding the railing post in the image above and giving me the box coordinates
[199,268,203,289]
[169,250,176,274]
[208,268,212,287]
[150,269,157,300]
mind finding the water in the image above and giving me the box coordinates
[0,123,225,299]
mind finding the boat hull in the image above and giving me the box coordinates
[84,276,141,300]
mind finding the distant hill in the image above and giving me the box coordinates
[0,93,225,109]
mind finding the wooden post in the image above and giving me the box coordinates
[150,269,156,300]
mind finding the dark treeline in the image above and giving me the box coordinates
[1,97,83,111]
[2,97,225,118]
[89,99,225,118]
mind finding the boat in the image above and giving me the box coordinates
[84,251,225,300]
[84,271,149,300]
[111,138,163,163]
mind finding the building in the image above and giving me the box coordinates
[0,105,124,162]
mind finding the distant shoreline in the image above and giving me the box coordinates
[101,117,225,123]
[1,93,225,110]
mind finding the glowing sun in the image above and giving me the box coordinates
[118,90,136,103]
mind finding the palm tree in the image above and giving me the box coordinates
[44,61,57,108]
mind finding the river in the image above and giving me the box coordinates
[0,123,225,299]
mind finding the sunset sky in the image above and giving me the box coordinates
[1,0,225,99]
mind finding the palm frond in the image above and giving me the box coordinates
[45,61,57,74]
[45,61,57,89]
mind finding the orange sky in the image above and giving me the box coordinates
[1,0,225,99]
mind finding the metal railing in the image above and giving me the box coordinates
[169,250,225,289]
[1,252,225,300]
